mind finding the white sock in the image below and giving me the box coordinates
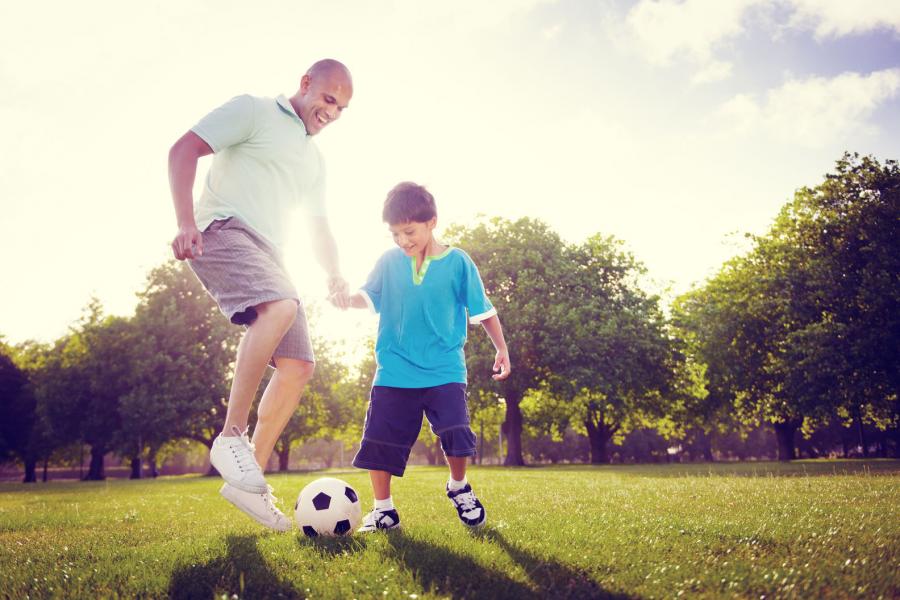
[374,496,394,511]
[448,476,468,491]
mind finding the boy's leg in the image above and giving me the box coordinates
[423,383,485,528]
[370,469,392,500]
[358,469,401,532]
[446,456,468,482]
[251,357,315,469]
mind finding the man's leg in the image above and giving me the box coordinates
[222,299,298,435]
[251,357,315,469]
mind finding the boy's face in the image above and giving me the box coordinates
[389,218,437,257]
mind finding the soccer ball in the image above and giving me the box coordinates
[294,477,362,537]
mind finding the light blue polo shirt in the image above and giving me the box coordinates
[190,94,326,251]
[360,247,497,388]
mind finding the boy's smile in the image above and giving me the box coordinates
[389,218,440,260]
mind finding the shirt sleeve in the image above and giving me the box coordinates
[190,95,255,153]
[459,251,496,324]
[359,252,388,314]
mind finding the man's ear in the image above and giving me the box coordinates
[299,74,311,95]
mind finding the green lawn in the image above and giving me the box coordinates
[1,461,898,599]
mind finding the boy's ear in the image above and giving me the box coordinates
[427,217,437,230]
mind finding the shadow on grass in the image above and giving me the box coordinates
[168,534,299,599]
[295,532,368,558]
[385,528,634,600]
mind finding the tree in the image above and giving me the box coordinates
[445,217,569,465]
[539,235,678,463]
[672,154,900,460]
[0,341,35,479]
[129,261,240,475]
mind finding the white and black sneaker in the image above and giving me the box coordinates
[209,426,268,494]
[447,483,486,528]
[357,508,401,533]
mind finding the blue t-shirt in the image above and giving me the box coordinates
[359,247,497,388]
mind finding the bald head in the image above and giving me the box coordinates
[291,59,353,136]
[307,59,353,87]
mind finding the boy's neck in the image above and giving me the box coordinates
[416,237,447,268]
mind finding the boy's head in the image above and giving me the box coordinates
[383,182,438,256]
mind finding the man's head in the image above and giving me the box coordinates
[291,59,353,136]
[383,182,438,256]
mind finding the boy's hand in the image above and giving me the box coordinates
[327,275,350,310]
[492,349,511,380]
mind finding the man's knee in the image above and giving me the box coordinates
[255,299,298,330]
[275,358,315,389]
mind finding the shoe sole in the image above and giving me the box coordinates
[219,485,292,532]
[357,523,401,533]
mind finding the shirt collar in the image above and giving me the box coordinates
[276,94,308,134]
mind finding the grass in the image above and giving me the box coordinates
[0,460,898,599]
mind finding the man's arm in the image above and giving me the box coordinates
[310,216,350,308]
[480,315,511,380]
[169,131,213,260]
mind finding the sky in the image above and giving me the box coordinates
[1,0,899,359]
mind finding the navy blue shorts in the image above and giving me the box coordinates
[353,383,477,477]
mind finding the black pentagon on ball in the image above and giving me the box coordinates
[312,492,332,510]
[334,519,351,535]
[302,526,318,538]
[344,486,358,503]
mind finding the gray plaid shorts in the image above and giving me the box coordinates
[188,217,314,364]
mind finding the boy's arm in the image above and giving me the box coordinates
[480,315,511,380]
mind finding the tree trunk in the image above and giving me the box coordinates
[503,394,525,466]
[584,403,618,464]
[130,456,142,479]
[23,458,37,483]
[277,443,290,472]
[148,447,159,478]
[853,406,868,458]
[85,446,106,480]
[773,421,798,462]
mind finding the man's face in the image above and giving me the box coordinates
[389,219,437,257]
[296,70,352,135]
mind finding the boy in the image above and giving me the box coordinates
[334,182,510,531]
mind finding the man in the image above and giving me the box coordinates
[168,59,353,531]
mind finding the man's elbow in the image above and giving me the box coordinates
[169,131,212,164]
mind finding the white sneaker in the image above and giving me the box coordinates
[220,483,292,532]
[209,426,268,493]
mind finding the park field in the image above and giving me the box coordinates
[0,461,898,599]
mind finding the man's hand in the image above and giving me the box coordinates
[327,275,350,309]
[172,224,203,260]
[492,348,511,380]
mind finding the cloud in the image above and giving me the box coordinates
[788,0,900,38]
[625,0,900,83]
[715,68,900,145]
[626,0,766,66]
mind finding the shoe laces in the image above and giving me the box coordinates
[453,490,478,511]
[228,426,260,473]
[261,485,285,517]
